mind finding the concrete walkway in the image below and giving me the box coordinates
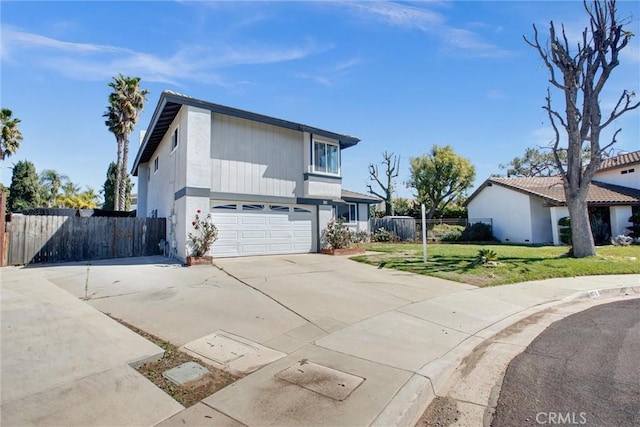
[2,254,638,426]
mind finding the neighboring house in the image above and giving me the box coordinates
[466,151,640,245]
[131,91,379,260]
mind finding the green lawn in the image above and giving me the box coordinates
[351,243,640,287]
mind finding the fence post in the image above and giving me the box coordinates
[0,193,5,267]
[421,204,427,263]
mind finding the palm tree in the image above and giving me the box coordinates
[1,108,23,160]
[39,169,69,207]
[56,180,81,208]
[104,75,148,210]
[104,105,124,210]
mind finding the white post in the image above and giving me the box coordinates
[421,204,427,263]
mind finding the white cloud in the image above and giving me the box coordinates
[346,2,444,29]
[294,56,362,87]
[1,27,327,85]
[486,90,508,100]
[337,1,514,58]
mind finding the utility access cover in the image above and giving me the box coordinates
[162,361,209,385]
[182,331,285,375]
[275,360,365,401]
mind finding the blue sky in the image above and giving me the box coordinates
[2,1,639,201]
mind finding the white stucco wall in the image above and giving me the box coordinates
[344,203,371,233]
[594,167,640,189]
[467,184,533,243]
[186,107,212,189]
[137,163,149,216]
[357,203,370,232]
[318,204,334,250]
[143,107,189,256]
[610,206,632,238]
[549,206,570,246]
[529,197,553,244]
[304,179,342,199]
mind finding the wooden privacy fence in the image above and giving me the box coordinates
[371,217,416,241]
[6,215,166,265]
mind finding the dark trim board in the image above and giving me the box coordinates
[174,187,380,208]
[342,196,380,204]
[303,173,342,183]
[174,187,211,200]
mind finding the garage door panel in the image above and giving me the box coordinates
[217,230,239,238]
[267,216,290,225]
[242,244,268,254]
[269,230,293,238]
[211,203,314,257]
[213,243,240,257]
[269,243,294,251]
[241,216,267,225]
[242,230,267,239]
[214,216,239,225]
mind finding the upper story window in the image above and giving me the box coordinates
[336,203,357,224]
[153,157,159,173]
[313,139,340,175]
[172,127,178,151]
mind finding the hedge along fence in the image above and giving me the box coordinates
[6,214,166,265]
[371,217,493,242]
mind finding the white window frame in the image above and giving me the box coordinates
[312,138,340,175]
[336,203,357,224]
[171,127,178,153]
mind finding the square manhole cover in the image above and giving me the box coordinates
[185,333,259,364]
[162,361,209,385]
[181,331,286,375]
[275,360,365,401]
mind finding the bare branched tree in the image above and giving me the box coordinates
[367,151,400,216]
[524,0,639,257]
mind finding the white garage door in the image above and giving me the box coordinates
[211,203,315,257]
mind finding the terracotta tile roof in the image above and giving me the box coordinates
[468,176,640,206]
[597,150,640,172]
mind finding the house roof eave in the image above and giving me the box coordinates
[131,91,362,176]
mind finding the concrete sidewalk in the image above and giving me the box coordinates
[2,255,638,426]
[1,265,184,426]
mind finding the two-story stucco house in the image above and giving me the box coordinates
[131,91,379,260]
[466,150,640,245]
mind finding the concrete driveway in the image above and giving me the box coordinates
[4,254,639,426]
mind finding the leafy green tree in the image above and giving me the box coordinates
[8,160,39,211]
[1,108,23,160]
[104,74,148,211]
[392,198,413,217]
[499,147,592,177]
[101,161,132,210]
[408,145,475,220]
[525,0,639,257]
[39,169,69,207]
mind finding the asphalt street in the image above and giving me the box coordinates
[492,298,640,427]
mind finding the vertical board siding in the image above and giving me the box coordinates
[372,217,417,241]
[6,216,166,265]
[211,113,303,197]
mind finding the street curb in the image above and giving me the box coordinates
[372,283,640,427]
